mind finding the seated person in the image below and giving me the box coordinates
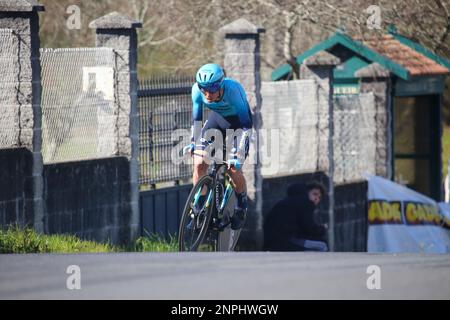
[263,181,328,251]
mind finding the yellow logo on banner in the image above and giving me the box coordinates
[368,200,444,226]
[405,202,441,226]
[368,201,402,224]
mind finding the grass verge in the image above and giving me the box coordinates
[0,225,178,254]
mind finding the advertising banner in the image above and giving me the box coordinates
[367,175,450,253]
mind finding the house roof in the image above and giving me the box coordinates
[271,29,450,81]
[359,34,449,77]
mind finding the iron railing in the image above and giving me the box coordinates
[138,76,195,186]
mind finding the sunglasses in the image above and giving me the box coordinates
[198,81,221,93]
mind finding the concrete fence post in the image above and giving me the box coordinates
[219,19,265,250]
[0,0,44,232]
[300,51,340,251]
[89,12,142,243]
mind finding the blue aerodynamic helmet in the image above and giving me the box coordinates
[195,63,225,93]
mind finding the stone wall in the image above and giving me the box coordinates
[334,181,368,251]
[0,1,44,232]
[43,157,132,243]
[0,3,141,245]
[220,19,265,250]
[0,149,33,228]
[90,12,141,242]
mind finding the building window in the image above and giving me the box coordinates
[393,95,441,200]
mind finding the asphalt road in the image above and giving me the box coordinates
[0,252,449,299]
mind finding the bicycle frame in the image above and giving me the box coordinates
[192,163,233,216]
[192,185,213,209]
[191,152,234,219]
[219,183,233,213]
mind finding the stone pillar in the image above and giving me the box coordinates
[89,12,141,243]
[220,19,265,250]
[0,0,45,232]
[355,63,392,179]
[300,50,340,251]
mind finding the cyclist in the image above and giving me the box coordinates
[184,63,253,230]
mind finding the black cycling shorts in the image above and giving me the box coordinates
[200,111,250,160]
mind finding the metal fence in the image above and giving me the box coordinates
[333,93,377,183]
[260,80,320,176]
[0,29,19,149]
[40,47,117,163]
[138,76,196,186]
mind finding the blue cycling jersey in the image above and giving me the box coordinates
[192,78,253,129]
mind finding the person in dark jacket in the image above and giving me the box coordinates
[263,181,328,251]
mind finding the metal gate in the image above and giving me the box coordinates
[138,76,194,187]
[140,184,191,238]
[138,76,196,238]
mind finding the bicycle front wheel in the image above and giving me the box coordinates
[178,175,214,251]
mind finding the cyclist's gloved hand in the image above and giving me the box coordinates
[183,142,195,155]
[227,158,242,170]
[228,148,242,170]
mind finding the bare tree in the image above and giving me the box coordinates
[381,0,450,57]
[38,0,450,79]
[129,0,186,48]
[433,0,450,53]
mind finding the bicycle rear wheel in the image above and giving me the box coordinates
[218,197,243,251]
[212,165,243,251]
[178,175,214,251]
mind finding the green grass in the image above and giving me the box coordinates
[0,225,115,253]
[129,232,178,252]
[0,225,178,254]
